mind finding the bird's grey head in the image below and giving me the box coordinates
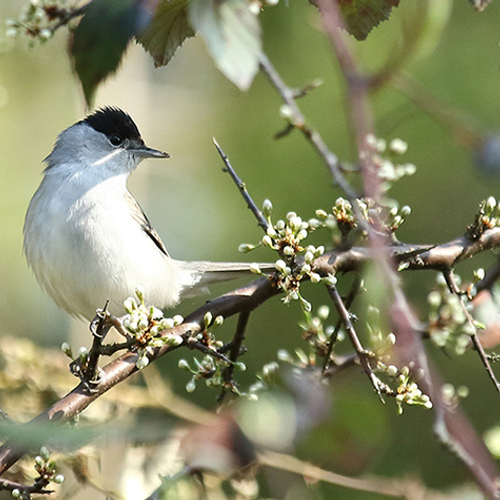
[45,107,169,175]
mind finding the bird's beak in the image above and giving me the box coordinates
[133,145,170,159]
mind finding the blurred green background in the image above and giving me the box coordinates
[1,0,500,498]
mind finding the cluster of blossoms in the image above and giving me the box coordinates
[365,135,416,190]
[365,305,432,413]
[122,288,184,369]
[392,366,433,415]
[427,274,476,355]
[5,0,73,42]
[178,312,243,394]
[12,447,64,499]
[239,200,328,311]
[468,196,500,239]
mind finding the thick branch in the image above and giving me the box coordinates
[1,227,499,475]
[0,278,278,475]
[313,228,500,276]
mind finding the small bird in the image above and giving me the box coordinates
[24,107,266,321]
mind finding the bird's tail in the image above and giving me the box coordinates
[173,260,274,296]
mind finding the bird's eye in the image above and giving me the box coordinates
[109,135,123,146]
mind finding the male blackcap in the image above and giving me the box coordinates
[24,107,266,321]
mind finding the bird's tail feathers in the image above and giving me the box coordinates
[174,260,274,292]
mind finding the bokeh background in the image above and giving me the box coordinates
[1,1,500,498]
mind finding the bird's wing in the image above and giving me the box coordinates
[124,190,170,257]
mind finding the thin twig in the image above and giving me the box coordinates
[186,340,232,365]
[322,274,362,373]
[442,269,500,396]
[49,3,89,34]
[258,53,358,201]
[326,284,391,401]
[85,303,112,384]
[259,450,453,499]
[0,478,52,495]
[212,138,270,233]
[219,311,251,402]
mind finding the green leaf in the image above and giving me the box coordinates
[71,0,152,106]
[340,0,400,40]
[310,0,401,41]
[189,0,262,91]
[137,0,194,67]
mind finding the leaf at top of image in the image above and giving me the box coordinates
[189,0,262,91]
[71,0,154,107]
[137,0,195,68]
[310,0,401,41]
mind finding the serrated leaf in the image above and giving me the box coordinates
[189,0,262,91]
[137,0,194,67]
[71,0,153,106]
[310,0,400,41]
[341,0,400,40]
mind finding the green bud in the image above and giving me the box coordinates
[173,315,184,325]
[234,361,246,371]
[317,305,329,320]
[262,235,274,247]
[204,311,213,328]
[262,198,273,215]
[474,268,486,281]
[61,342,73,358]
[387,365,398,377]
[389,138,408,155]
[277,349,292,362]
[275,259,287,273]
[322,274,337,286]
[165,335,183,346]
[40,446,50,462]
[249,263,262,274]
[53,474,65,484]
[178,359,190,370]
[136,354,149,370]
[160,317,175,330]
[186,378,197,393]
[135,286,145,302]
[296,229,308,240]
[238,243,254,253]
[279,104,294,120]
[401,205,412,217]
[486,196,497,212]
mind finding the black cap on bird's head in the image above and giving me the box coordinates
[81,106,170,159]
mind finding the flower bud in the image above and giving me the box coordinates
[238,243,254,253]
[262,198,273,214]
[275,259,287,273]
[389,138,408,155]
[136,354,149,370]
[178,359,190,371]
[249,263,262,274]
[173,315,184,325]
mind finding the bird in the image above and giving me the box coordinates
[24,107,268,322]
